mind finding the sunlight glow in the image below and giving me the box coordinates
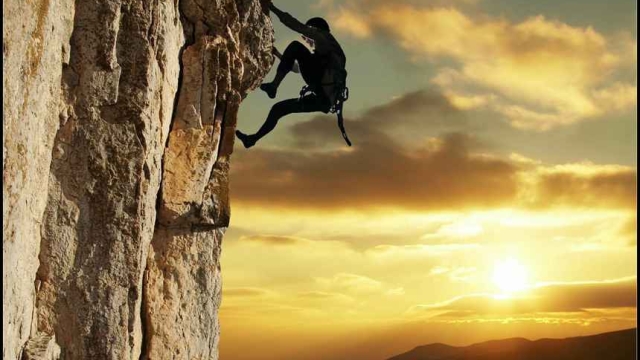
[438,219,484,238]
[492,258,529,293]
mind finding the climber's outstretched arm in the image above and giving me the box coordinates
[269,3,308,35]
[269,3,330,48]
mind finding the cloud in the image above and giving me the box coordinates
[332,9,372,38]
[366,244,481,259]
[223,287,275,298]
[435,219,484,238]
[232,91,636,212]
[323,1,637,130]
[316,273,384,294]
[220,303,321,319]
[522,163,637,209]
[288,89,467,149]
[232,121,518,211]
[360,244,482,277]
[240,235,305,246]
[534,278,637,311]
[297,291,356,304]
[386,287,406,296]
[429,266,479,283]
[409,277,637,317]
[234,133,517,210]
[619,216,637,246]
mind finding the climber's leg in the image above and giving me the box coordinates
[261,41,313,98]
[296,53,324,88]
[236,94,330,149]
[278,41,312,74]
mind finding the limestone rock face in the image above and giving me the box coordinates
[3,0,273,359]
[3,0,75,358]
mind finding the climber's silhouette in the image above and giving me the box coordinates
[236,2,351,148]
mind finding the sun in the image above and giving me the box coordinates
[492,258,529,293]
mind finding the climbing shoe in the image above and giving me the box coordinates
[260,82,277,99]
[235,130,256,149]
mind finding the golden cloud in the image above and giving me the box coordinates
[366,244,481,259]
[223,287,275,298]
[409,277,637,317]
[619,216,637,246]
[522,163,637,209]
[297,291,356,303]
[315,273,384,294]
[429,266,479,283]
[240,235,305,246]
[326,2,637,130]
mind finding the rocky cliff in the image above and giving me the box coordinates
[3,0,273,359]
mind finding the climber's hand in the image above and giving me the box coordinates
[260,0,273,15]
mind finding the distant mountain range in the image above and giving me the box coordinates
[388,328,637,360]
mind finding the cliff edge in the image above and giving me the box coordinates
[3,0,274,359]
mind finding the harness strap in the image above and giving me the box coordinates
[336,103,352,147]
[299,85,352,147]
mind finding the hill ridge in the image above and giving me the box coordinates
[388,328,637,360]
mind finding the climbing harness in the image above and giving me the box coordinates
[298,75,352,147]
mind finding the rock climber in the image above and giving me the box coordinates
[235,1,351,148]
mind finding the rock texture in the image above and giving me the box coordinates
[3,0,75,358]
[21,334,61,360]
[3,0,273,359]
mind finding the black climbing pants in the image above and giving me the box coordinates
[277,41,326,88]
[254,41,331,141]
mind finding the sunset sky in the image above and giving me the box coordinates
[221,1,637,359]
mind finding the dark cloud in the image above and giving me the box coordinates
[231,131,517,210]
[533,169,637,209]
[231,90,636,212]
[241,235,303,246]
[414,278,637,317]
[289,89,468,150]
[534,278,637,311]
[231,90,516,210]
